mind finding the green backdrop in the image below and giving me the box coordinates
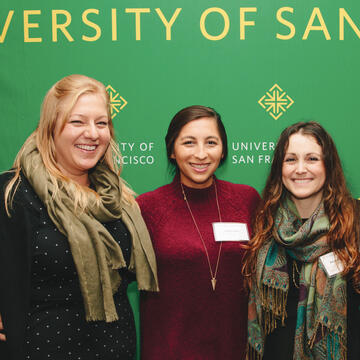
[1,1,359,358]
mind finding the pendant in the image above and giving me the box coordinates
[211,278,216,291]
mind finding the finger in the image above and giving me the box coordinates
[0,315,6,341]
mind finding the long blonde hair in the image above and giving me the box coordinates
[5,74,135,214]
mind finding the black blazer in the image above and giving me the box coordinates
[0,173,40,360]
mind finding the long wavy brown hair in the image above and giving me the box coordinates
[243,121,360,292]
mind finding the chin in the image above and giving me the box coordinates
[291,192,322,201]
[193,173,212,182]
[77,163,98,172]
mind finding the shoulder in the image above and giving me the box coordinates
[137,182,176,210]
[0,171,16,192]
[0,171,42,216]
[136,182,179,228]
[0,173,41,251]
[0,171,20,207]
[217,179,260,203]
[216,179,260,218]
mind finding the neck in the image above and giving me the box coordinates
[73,174,90,187]
[57,165,90,187]
[179,175,214,189]
[291,193,322,218]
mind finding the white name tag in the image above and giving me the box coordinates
[319,252,344,277]
[212,222,250,242]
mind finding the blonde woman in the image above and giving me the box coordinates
[0,74,158,360]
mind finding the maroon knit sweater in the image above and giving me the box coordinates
[137,177,260,360]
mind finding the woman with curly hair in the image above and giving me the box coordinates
[243,121,360,360]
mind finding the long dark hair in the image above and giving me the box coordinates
[243,121,360,291]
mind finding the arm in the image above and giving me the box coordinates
[0,314,5,341]
[136,194,156,240]
[0,174,36,357]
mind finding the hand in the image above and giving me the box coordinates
[0,314,6,341]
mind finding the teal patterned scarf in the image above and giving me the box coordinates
[247,197,347,360]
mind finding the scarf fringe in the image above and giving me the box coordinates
[86,313,119,323]
[248,200,347,360]
[308,320,347,360]
[246,344,263,360]
[260,284,288,335]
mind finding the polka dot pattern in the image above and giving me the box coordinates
[22,186,136,360]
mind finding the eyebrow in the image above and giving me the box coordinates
[179,135,220,140]
[285,152,322,156]
[69,114,108,120]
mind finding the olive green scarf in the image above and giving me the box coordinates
[20,137,158,322]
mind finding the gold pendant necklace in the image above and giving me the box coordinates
[181,180,222,291]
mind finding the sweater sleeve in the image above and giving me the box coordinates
[136,193,157,241]
[240,186,260,237]
[226,184,260,237]
[0,174,38,359]
[247,186,261,217]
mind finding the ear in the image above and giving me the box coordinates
[170,153,175,159]
[221,153,224,159]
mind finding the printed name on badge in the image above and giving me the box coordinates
[212,222,250,242]
[319,252,344,277]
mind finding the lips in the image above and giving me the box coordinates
[76,144,97,151]
[190,163,209,169]
[292,178,313,183]
[189,163,211,174]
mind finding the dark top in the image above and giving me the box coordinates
[0,173,136,360]
[264,255,360,359]
[137,177,260,360]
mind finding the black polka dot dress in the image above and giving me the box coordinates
[22,186,136,360]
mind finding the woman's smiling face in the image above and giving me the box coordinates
[53,93,111,183]
[171,117,223,189]
[282,133,326,210]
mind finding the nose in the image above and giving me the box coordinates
[194,144,207,160]
[84,122,99,140]
[295,159,306,174]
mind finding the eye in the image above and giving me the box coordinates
[207,140,218,146]
[69,119,83,125]
[284,157,296,163]
[183,140,194,146]
[97,121,109,127]
[308,156,320,161]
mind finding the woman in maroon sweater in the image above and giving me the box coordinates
[137,105,260,359]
